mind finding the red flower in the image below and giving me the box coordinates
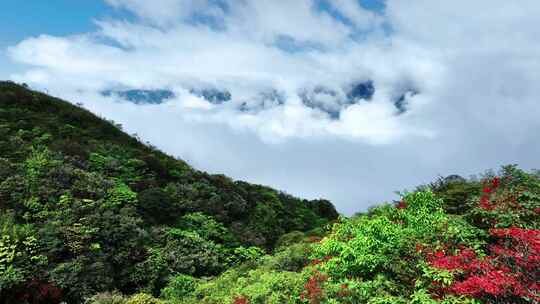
[450,271,522,297]
[310,259,322,266]
[301,271,328,304]
[492,177,500,188]
[427,227,540,301]
[479,196,494,210]
[396,200,407,209]
[233,296,249,304]
[428,249,477,271]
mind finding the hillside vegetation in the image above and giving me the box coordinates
[0,81,337,303]
[153,167,538,304]
[0,81,539,304]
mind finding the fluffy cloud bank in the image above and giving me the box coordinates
[7,0,439,144]
[6,0,540,213]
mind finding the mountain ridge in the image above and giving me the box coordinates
[0,81,337,303]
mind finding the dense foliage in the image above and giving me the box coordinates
[0,82,337,303]
[1,82,538,304]
[159,166,537,304]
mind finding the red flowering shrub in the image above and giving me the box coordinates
[309,258,323,266]
[467,172,540,229]
[427,248,478,272]
[478,177,500,211]
[396,199,407,209]
[450,270,524,298]
[233,295,249,304]
[427,227,540,302]
[300,271,328,304]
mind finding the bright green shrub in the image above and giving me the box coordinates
[179,239,314,303]
[176,212,237,244]
[193,268,305,304]
[227,246,265,267]
[160,274,198,301]
[0,213,47,291]
[308,191,486,302]
[409,289,442,304]
[275,231,305,249]
[313,214,406,277]
[265,243,311,272]
[25,146,55,184]
[126,293,163,304]
[314,191,485,277]
[105,182,137,207]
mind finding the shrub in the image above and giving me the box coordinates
[426,228,540,302]
[126,293,163,304]
[136,188,178,224]
[85,291,127,304]
[160,274,198,301]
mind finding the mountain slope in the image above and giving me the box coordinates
[3,81,537,304]
[0,81,338,303]
[164,167,539,304]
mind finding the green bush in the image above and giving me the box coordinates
[192,268,305,304]
[126,293,163,304]
[160,274,198,301]
[136,188,178,224]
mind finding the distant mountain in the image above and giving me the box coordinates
[101,89,175,104]
[300,81,376,118]
[394,89,418,114]
[100,82,416,119]
[190,88,232,104]
[346,80,375,101]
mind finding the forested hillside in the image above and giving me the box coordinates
[0,81,538,304]
[0,81,337,303]
[151,167,537,304]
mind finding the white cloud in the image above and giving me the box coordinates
[6,0,540,214]
[104,0,223,26]
[8,2,425,144]
[225,0,352,46]
[329,0,382,30]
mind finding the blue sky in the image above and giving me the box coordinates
[0,0,106,76]
[0,1,105,43]
[4,0,540,214]
[0,0,384,46]
[0,0,385,78]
